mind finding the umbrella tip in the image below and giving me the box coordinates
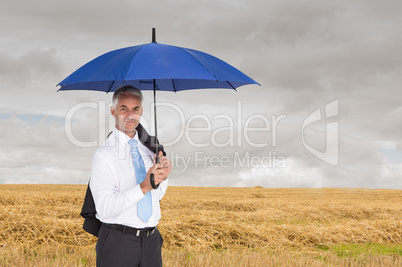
[152,28,156,43]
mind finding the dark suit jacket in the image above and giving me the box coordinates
[80,123,166,237]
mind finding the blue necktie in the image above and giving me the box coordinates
[128,139,152,222]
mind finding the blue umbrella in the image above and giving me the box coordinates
[58,29,258,93]
[58,29,259,186]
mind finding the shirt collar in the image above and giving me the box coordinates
[114,127,139,146]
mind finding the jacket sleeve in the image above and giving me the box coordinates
[80,183,96,218]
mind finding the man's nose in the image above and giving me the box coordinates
[126,110,138,118]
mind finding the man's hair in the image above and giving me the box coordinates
[112,85,143,107]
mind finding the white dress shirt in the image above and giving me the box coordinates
[90,127,168,228]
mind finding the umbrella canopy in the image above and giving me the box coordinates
[57,32,259,92]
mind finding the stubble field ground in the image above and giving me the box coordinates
[0,184,401,266]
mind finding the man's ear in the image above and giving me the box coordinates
[111,106,116,118]
[140,107,143,116]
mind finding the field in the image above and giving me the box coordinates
[0,185,401,266]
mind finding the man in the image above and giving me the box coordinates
[90,85,171,266]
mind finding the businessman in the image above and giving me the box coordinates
[90,85,171,266]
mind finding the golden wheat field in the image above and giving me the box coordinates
[0,185,401,267]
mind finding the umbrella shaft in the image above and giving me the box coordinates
[153,79,159,164]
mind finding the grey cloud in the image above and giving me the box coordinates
[0,49,61,87]
[0,116,94,184]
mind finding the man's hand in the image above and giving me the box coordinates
[140,151,172,194]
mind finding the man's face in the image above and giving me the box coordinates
[111,94,143,138]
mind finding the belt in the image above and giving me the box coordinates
[103,223,156,237]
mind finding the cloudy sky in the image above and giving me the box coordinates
[1,0,401,188]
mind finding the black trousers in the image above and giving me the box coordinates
[96,224,163,267]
